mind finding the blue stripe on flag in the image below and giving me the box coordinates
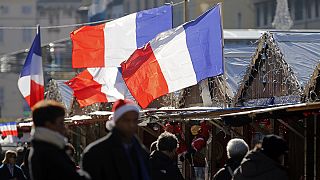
[20,28,42,77]
[135,5,172,48]
[183,4,223,82]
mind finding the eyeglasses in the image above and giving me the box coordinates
[8,156,17,159]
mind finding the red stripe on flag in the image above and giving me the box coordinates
[66,70,108,107]
[121,43,169,108]
[30,80,44,108]
[71,24,105,68]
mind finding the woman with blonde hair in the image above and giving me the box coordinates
[0,150,26,180]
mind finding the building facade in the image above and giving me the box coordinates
[0,0,37,55]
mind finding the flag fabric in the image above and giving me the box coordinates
[88,0,112,22]
[0,122,18,137]
[66,67,131,107]
[71,5,173,68]
[121,4,223,108]
[18,26,44,108]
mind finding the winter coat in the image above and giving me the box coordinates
[233,150,288,180]
[150,150,184,180]
[0,164,26,180]
[81,128,151,180]
[20,163,30,180]
[213,158,242,180]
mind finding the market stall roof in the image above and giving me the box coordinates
[272,32,320,87]
[221,102,320,127]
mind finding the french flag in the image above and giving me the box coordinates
[71,5,173,68]
[18,26,44,108]
[0,122,18,137]
[66,67,132,107]
[121,4,223,108]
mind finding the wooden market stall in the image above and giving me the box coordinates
[221,102,320,180]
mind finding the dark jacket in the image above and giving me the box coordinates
[213,158,242,180]
[233,150,288,180]
[150,150,184,180]
[81,128,151,180]
[29,140,88,180]
[0,164,26,180]
[20,163,30,180]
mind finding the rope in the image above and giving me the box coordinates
[0,0,186,30]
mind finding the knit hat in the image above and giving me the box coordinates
[105,99,140,130]
[262,134,288,159]
[226,138,249,159]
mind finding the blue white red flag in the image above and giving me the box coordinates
[18,26,44,108]
[121,4,224,108]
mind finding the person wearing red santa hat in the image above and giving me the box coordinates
[81,99,151,180]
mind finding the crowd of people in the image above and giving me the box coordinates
[0,99,289,180]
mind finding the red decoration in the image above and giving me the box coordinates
[165,122,187,155]
[191,121,210,152]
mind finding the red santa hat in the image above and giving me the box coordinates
[105,99,140,130]
[112,99,140,122]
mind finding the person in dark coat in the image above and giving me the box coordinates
[150,131,184,180]
[81,99,151,180]
[29,100,90,180]
[213,138,249,180]
[233,134,288,180]
[20,148,30,180]
[0,150,26,180]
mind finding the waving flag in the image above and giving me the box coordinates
[71,5,172,68]
[121,4,223,108]
[18,26,44,108]
[0,122,18,137]
[66,67,131,107]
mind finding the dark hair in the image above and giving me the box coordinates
[262,134,288,162]
[157,132,178,152]
[32,100,65,127]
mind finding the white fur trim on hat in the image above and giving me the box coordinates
[226,138,249,159]
[113,104,140,122]
[105,115,115,131]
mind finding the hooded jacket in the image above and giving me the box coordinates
[233,150,288,180]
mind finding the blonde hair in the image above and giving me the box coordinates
[2,150,17,164]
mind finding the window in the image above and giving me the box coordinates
[0,87,4,106]
[316,0,319,17]
[137,0,140,11]
[306,0,312,19]
[0,29,3,42]
[271,0,276,22]
[154,0,158,7]
[237,13,242,29]
[263,3,269,26]
[22,29,32,43]
[294,0,303,20]
[0,5,9,15]
[22,5,32,15]
[145,0,149,9]
[256,4,261,27]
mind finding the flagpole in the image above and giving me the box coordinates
[36,24,40,34]
[219,3,227,108]
[184,0,189,22]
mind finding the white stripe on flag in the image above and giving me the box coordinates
[150,27,197,93]
[104,13,137,67]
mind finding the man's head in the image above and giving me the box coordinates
[261,134,288,164]
[157,132,178,159]
[112,99,140,139]
[65,143,75,158]
[32,100,66,136]
[3,150,17,165]
[226,138,249,160]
